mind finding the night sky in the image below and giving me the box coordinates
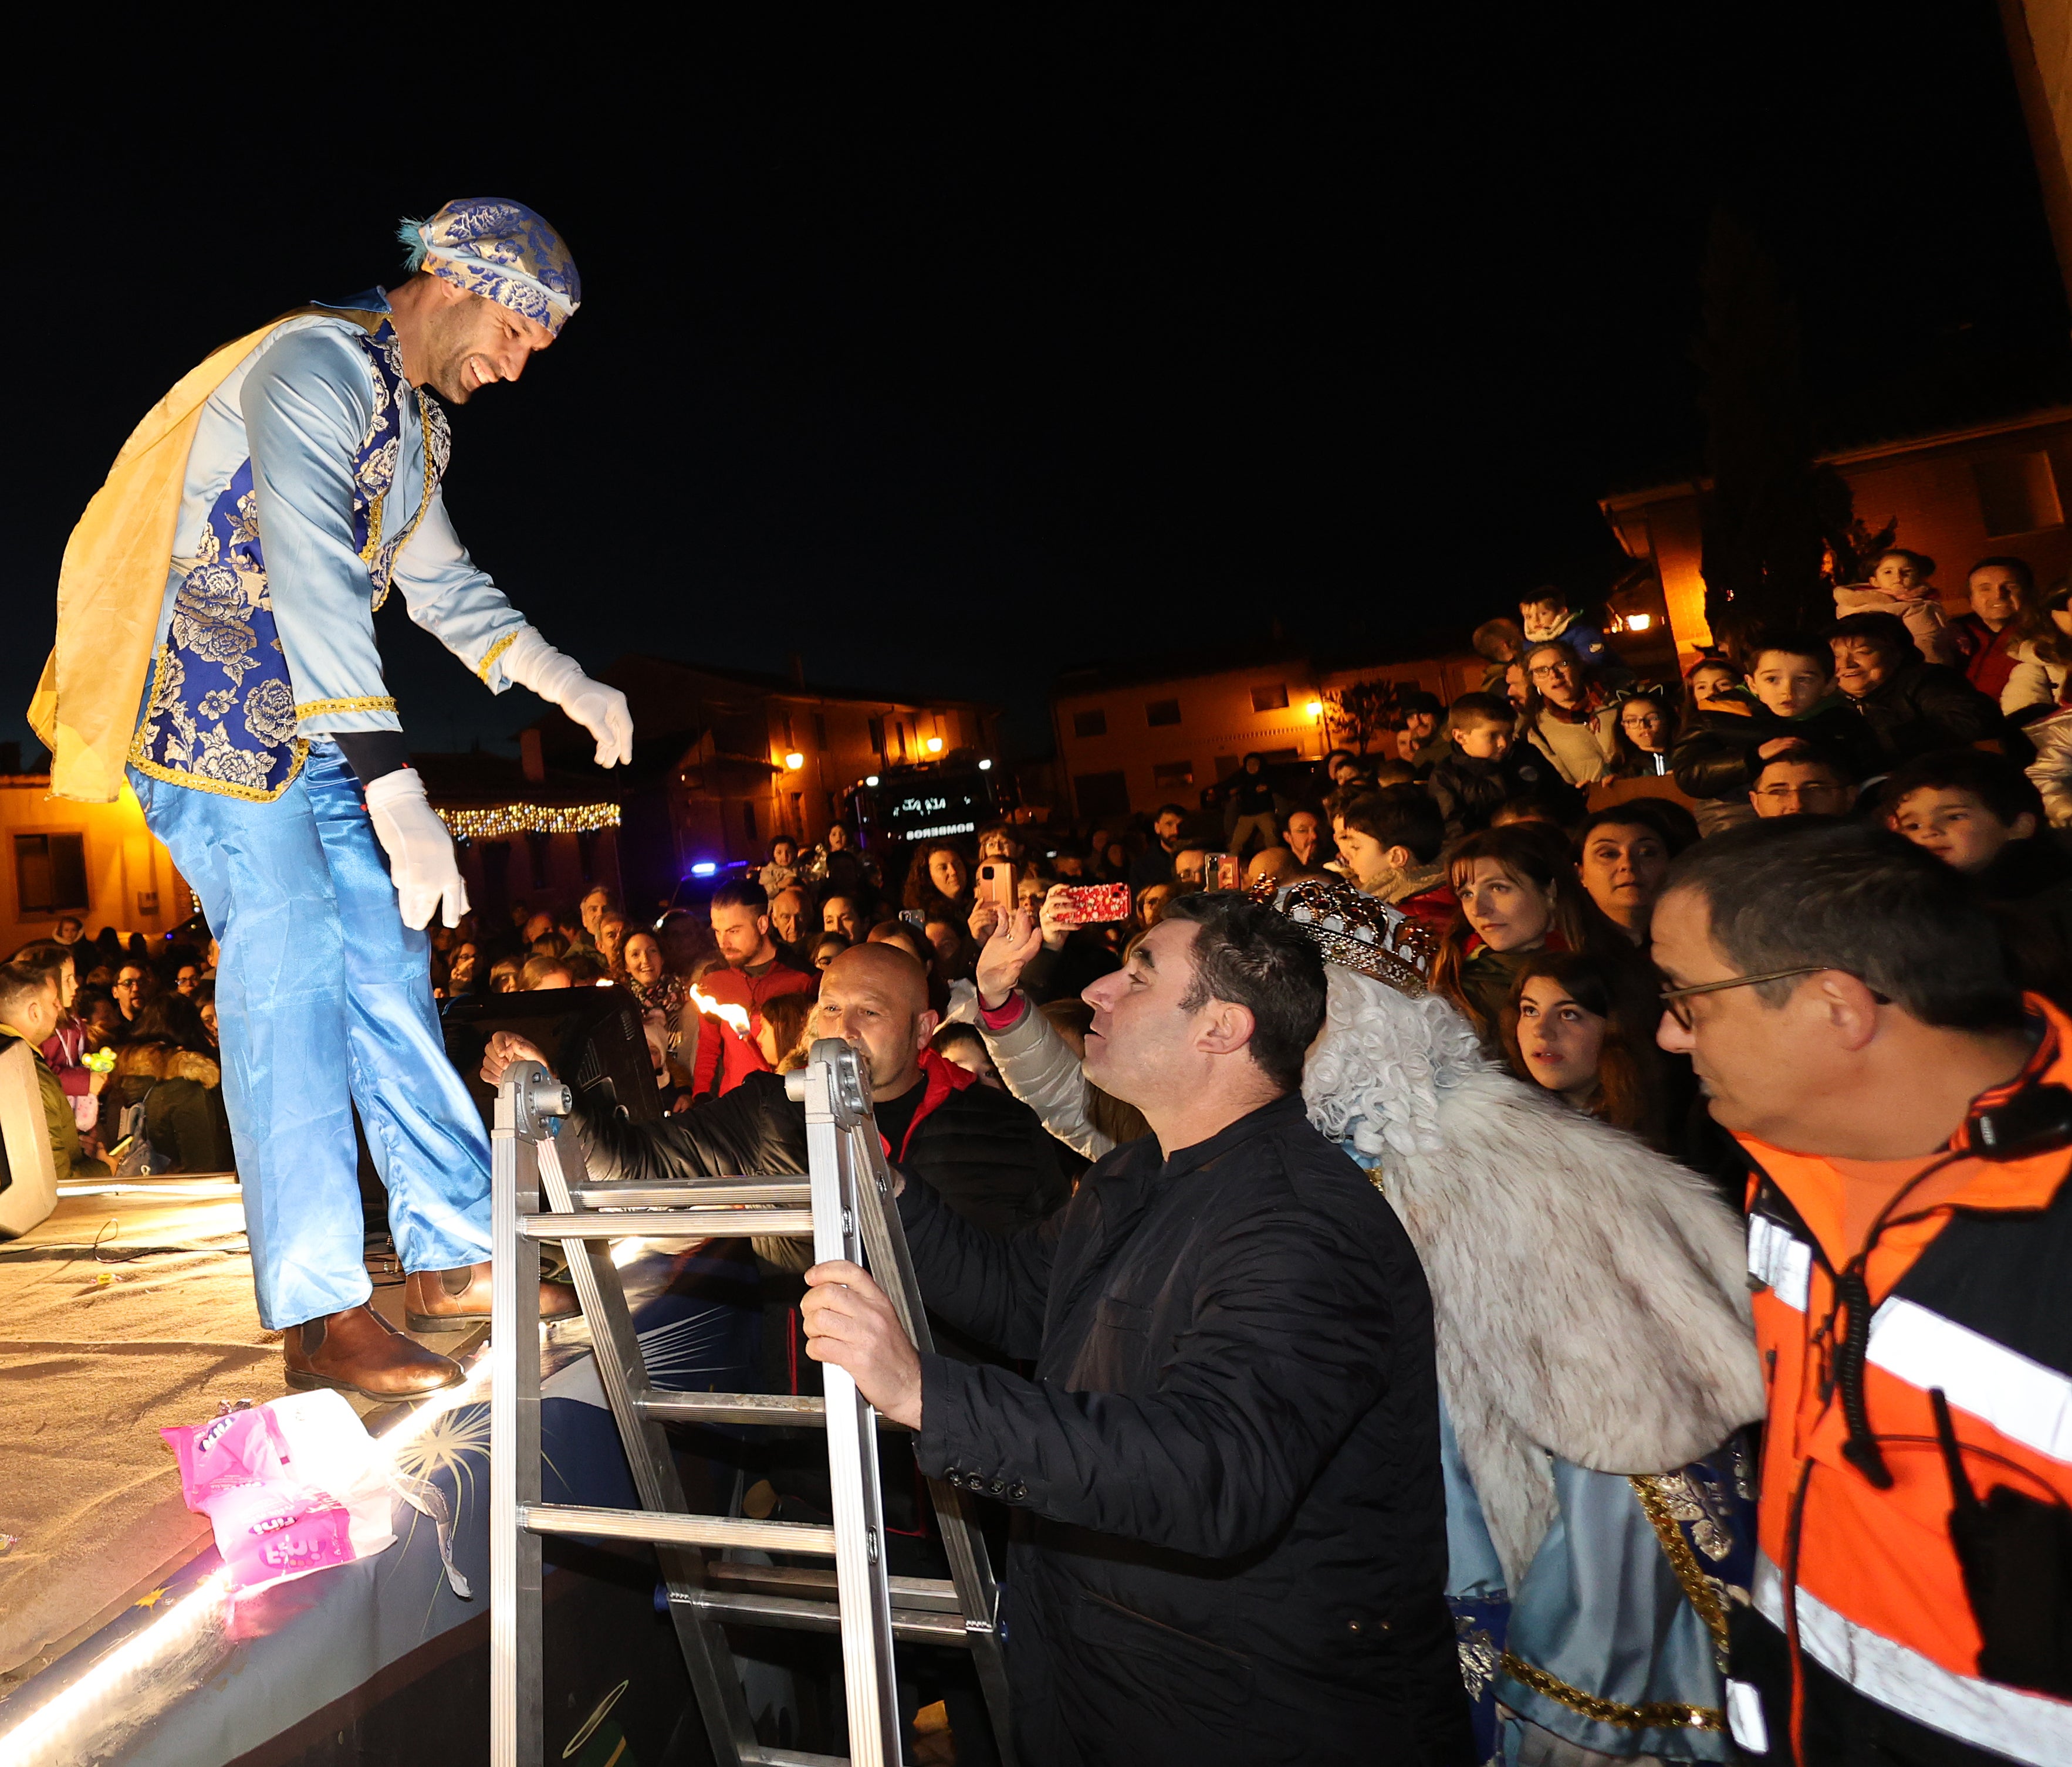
[9,6,2067,766]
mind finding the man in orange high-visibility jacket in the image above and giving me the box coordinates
[1653,819,2072,1767]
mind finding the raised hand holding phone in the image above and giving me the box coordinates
[975,904,1043,1010]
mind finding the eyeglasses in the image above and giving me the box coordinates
[1753,783,1848,803]
[1658,965,1890,1030]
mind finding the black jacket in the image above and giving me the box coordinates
[1846,661,2003,762]
[1670,700,1882,800]
[1980,835,2072,1008]
[900,1094,1473,1766]
[1427,743,1578,838]
[574,1065,1069,1238]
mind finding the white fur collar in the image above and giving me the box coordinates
[1305,969,1765,1585]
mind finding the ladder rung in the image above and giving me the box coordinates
[637,1390,828,1426]
[689,1587,972,1647]
[704,1561,964,1614]
[634,1390,912,1431]
[520,1502,834,1556]
[518,1209,816,1240]
[568,1180,811,1208]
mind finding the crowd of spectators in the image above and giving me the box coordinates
[13,563,2072,1763]
[0,916,229,1177]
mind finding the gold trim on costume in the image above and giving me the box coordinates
[1628,1473,1732,1656]
[126,649,309,803]
[1498,1652,1725,1732]
[295,695,398,719]
[476,629,522,683]
[367,391,442,614]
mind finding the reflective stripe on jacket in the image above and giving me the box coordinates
[1738,996,2072,1763]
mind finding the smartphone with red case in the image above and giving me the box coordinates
[1204,854,1242,890]
[1056,883,1132,924]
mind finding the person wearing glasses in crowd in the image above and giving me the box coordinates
[109,962,149,1041]
[1518,640,1612,788]
[1652,818,2072,1766]
[1747,743,1858,820]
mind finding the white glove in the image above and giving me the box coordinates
[364,769,470,930]
[501,628,633,768]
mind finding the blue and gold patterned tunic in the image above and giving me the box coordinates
[129,290,530,800]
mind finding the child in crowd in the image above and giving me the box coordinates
[1833,546,1962,666]
[1471,617,1525,696]
[1681,654,1746,725]
[758,837,800,897]
[1333,787,1455,927]
[1519,587,1613,675]
[1671,632,1880,811]
[1427,693,1577,839]
[1883,749,2072,1004]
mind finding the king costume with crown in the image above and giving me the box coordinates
[30,199,633,1397]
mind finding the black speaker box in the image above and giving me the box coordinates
[442,986,663,1133]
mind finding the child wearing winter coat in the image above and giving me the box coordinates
[1832,547,1963,668]
[1519,588,1614,676]
[1672,632,1883,807]
[1428,692,1582,839]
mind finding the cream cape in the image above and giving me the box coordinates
[30,313,332,802]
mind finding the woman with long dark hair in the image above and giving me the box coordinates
[901,839,973,920]
[1501,951,1670,1146]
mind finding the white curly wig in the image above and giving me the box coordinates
[1301,964,1490,1160]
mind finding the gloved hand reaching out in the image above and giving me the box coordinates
[364,769,471,930]
[500,628,634,768]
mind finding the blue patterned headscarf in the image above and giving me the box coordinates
[397,198,582,337]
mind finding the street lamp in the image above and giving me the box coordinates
[924,736,944,754]
[783,752,805,770]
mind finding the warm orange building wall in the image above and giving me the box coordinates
[0,778,189,945]
[1054,655,1483,817]
[1602,412,2072,662]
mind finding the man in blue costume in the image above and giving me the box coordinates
[39,199,632,1397]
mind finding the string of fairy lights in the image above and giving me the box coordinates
[433,802,621,841]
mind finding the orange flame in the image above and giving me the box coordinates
[689,987,752,1037]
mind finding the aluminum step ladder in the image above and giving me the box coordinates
[489,1038,1015,1767]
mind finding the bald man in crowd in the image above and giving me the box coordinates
[480,941,1067,1648]
[482,941,1067,1237]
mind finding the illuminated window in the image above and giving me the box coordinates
[1146,699,1181,727]
[1152,760,1195,787]
[1250,683,1289,712]
[15,833,87,913]
[1073,709,1107,739]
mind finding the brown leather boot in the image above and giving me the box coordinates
[283,1304,464,1400]
[403,1260,580,1332]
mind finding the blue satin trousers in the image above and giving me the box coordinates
[130,741,492,1328]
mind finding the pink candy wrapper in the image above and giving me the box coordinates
[161,1392,400,1601]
